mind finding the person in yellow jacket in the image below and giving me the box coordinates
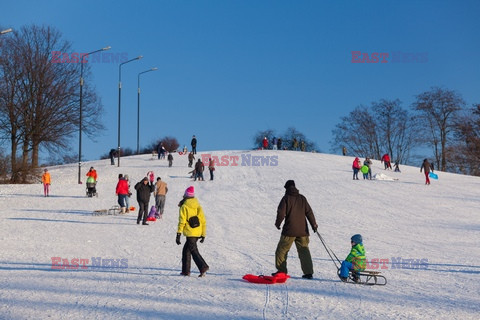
[41,168,51,197]
[176,186,209,277]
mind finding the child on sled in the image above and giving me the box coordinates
[339,234,366,282]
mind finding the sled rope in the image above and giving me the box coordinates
[316,232,341,270]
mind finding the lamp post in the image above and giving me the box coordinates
[78,46,111,184]
[0,28,12,35]
[137,67,158,154]
[118,55,143,167]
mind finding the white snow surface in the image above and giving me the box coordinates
[0,150,479,320]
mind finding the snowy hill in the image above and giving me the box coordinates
[0,150,479,319]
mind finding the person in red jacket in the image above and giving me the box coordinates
[262,137,269,150]
[116,174,129,214]
[86,167,98,182]
[352,157,361,180]
[381,154,392,170]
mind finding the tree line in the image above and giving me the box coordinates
[330,87,480,176]
[0,25,104,182]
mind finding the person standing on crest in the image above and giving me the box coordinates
[191,135,197,155]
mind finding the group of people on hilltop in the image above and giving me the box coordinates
[261,137,307,151]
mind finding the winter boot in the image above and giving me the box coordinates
[199,267,209,277]
[121,207,126,214]
[351,273,360,283]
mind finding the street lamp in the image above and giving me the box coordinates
[137,67,158,154]
[0,28,12,35]
[118,55,143,167]
[78,46,111,184]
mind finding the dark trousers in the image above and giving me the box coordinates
[192,146,196,154]
[118,194,127,208]
[353,168,359,179]
[182,237,208,274]
[209,169,214,180]
[137,201,149,223]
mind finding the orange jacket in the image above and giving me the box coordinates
[86,169,98,181]
[42,172,51,184]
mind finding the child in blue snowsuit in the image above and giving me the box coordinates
[339,234,366,282]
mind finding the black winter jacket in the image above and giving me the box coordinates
[134,180,154,203]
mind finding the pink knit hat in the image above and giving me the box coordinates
[184,186,195,197]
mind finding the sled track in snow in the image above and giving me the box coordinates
[262,284,270,320]
[262,283,289,319]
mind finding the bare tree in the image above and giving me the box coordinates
[0,25,104,182]
[447,104,480,175]
[371,99,417,163]
[413,87,465,171]
[331,101,417,163]
[159,136,179,152]
[331,106,380,159]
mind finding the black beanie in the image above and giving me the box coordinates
[284,180,295,189]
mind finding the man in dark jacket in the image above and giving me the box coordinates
[191,135,197,155]
[194,159,204,181]
[134,177,155,225]
[109,149,116,165]
[274,180,318,279]
[420,159,434,185]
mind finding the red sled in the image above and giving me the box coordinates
[146,216,156,222]
[242,272,290,284]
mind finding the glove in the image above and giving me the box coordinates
[312,225,318,233]
[176,233,181,245]
[200,236,205,243]
[276,224,281,230]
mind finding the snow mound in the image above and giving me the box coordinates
[373,172,397,181]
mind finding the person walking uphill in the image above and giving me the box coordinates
[86,167,98,182]
[274,180,318,279]
[208,158,215,181]
[420,159,434,185]
[176,186,209,277]
[154,177,168,216]
[41,168,51,197]
[134,177,155,225]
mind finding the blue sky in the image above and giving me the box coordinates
[2,0,479,161]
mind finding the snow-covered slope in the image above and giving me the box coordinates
[0,150,479,319]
